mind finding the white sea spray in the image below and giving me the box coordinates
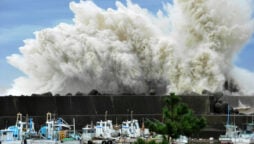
[7,0,254,95]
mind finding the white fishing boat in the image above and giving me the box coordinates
[237,123,254,144]
[0,128,22,144]
[81,121,118,144]
[81,121,116,144]
[94,120,115,138]
[81,124,95,144]
[219,105,254,144]
[219,124,240,144]
[81,111,121,144]
[121,119,141,138]
[174,135,188,144]
[219,126,254,144]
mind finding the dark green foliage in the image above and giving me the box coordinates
[146,93,207,140]
[133,138,164,144]
[134,138,146,144]
[147,140,157,144]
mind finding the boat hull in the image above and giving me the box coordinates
[219,137,254,144]
[1,141,22,144]
[27,139,80,144]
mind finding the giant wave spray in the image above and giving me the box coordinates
[7,0,254,95]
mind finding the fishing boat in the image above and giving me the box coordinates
[219,105,254,144]
[81,111,120,144]
[121,119,141,138]
[173,135,188,144]
[121,111,150,138]
[219,124,241,144]
[81,121,116,144]
[28,112,80,144]
[219,124,254,144]
[0,113,36,144]
[81,124,95,144]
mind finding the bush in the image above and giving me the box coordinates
[146,93,207,142]
[134,138,146,144]
[134,138,167,144]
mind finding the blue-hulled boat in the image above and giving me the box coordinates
[0,113,36,144]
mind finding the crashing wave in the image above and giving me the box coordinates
[7,0,254,95]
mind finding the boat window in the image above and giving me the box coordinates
[88,129,95,133]
[135,123,139,128]
[83,129,87,133]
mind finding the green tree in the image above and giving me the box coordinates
[146,93,206,142]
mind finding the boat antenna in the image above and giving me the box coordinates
[233,112,236,126]
[131,111,133,121]
[91,121,94,127]
[16,112,22,125]
[46,112,52,122]
[105,111,108,121]
[141,118,145,131]
[26,114,29,130]
[227,104,230,125]
[73,118,75,136]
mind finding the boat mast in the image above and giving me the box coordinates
[227,104,230,125]
[131,111,133,121]
[105,111,108,121]
[73,118,75,136]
